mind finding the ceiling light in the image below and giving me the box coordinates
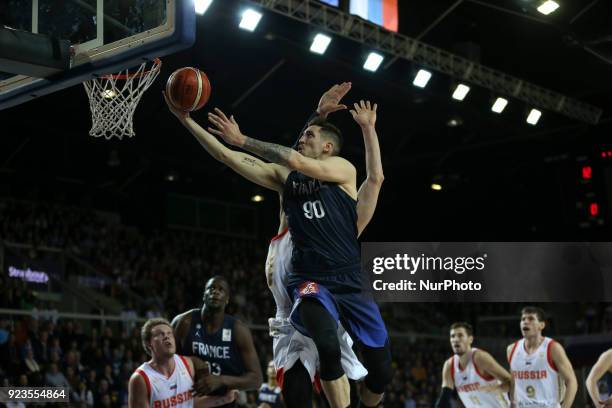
[239,9,262,31]
[526,109,542,125]
[194,0,213,15]
[491,97,508,113]
[363,52,384,72]
[452,84,470,101]
[537,1,559,15]
[310,34,332,55]
[413,69,432,88]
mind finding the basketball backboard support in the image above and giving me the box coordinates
[0,0,195,110]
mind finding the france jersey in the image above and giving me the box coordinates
[182,310,245,407]
[282,171,361,291]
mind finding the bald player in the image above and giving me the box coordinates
[172,277,263,407]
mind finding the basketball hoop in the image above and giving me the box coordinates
[83,58,162,140]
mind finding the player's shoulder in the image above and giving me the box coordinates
[473,348,494,364]
[171,309,197,328]
[322,155,356,169]
[129,369,147,386]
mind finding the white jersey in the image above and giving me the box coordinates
[509,337,562,408]
[265,229,367,384]
[135,354,194,408]
[450,348,510,408]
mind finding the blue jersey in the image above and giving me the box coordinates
[182,310,245,406]
[257,384,283,408]
[282,171,361,291]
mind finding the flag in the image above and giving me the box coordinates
[350,0,398,32]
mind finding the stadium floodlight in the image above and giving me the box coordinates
[251,194,264,202]
[194,0,213,15]
[310,34,332,55]
[452,84,470,101]
[526,109,542,125]
[363,52,384,72]
[491,97,508,113]
[537,1,560,15]
[413,69,432,88]
[431,183,442,191]
[239,9,262,31]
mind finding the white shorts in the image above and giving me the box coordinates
[269,317,368,386]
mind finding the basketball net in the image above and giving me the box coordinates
[83,58,161,140]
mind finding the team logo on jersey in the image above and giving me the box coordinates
[299,281,319,296]
[195,324,201,338]
[169,383,177,390]
[222,329,232,342]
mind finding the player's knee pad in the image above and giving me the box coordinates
[298,299,344,381]
[314,329,343,380]
[361,342,392,394]
[282,362,313,408]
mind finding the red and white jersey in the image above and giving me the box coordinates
[450,348,510,408]
[509,337,562,408]
[135,354,194,408]
[265,228,294,319]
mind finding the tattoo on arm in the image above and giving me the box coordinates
[243,137,293,165]
[241,157,258,167]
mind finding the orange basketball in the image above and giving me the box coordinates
[165,67,211,112]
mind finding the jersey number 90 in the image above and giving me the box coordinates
[303,200,326,219]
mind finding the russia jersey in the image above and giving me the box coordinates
[282,171,361,291]
[182,310,245,406]
[450,348,510,407]
[135,354,194,408]
[266,228,294,318]
[509,337,562,408]
[257,383,283,408]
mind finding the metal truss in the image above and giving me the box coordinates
[247,0,603,125]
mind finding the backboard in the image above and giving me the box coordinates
[0,0,195,110]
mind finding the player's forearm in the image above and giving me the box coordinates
[220,371,262,391]
[361,125,384,184]
[242,136,297,168]
[182,117,234,162]
[586,377,601,406]
[561,378,577,408]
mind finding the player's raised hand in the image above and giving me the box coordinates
[207,108,246,147]
[317,82,352,118]
[350,100,377,128]
[162,91,189,121]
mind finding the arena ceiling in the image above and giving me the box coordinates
[1,0,611,239]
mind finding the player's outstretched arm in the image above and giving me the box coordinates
[435,358,454,408]
[128,373,149,408]
[551,342,577,408]
[352,100,384,237]
[207,108,356,186]
[586,349,612,407]
[163,92,286,192]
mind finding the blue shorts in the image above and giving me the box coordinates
[289,281,388,348]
